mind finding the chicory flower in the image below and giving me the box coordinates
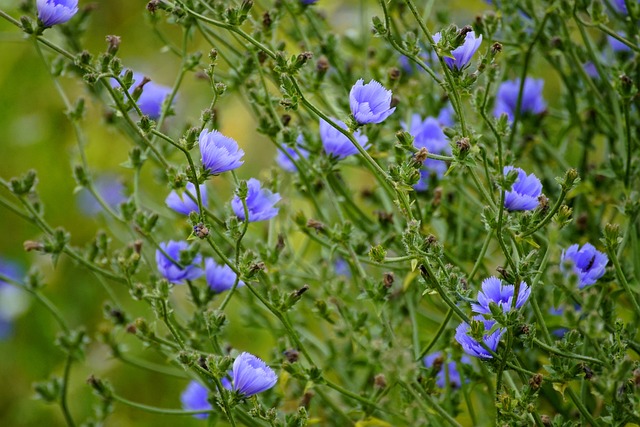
[349,79,396,124]
[155,241,203,284]
[231,352,278,397]
[165,182,208,216]
[231,178,281,222]
[455,316,505,359]
[37,0,79,28]
[320,118,369,160]
[494,78,546,121]
[471,276,531,315]
[560,243,608,288]
[205,259,244,293]
[199,129,245,175]
[503,166,543,211]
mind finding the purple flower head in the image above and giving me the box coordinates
[300,0,318,4]
[608,33,632,52]
[455,316,505,359]
[165,182,208,216]
[612,0,638,13]
[423,352,472,388]
[77,176,127,216]
[110,72,173,120]
[494,78,546,121]
[320,118,370,160]
[471,276,531,315]
[37,0,78,28]
[231,178,281,222]
[0,260,29,340]
[205,259,244,293]
[402,115,450,191]
[155,241,203,284]
[503,166,543,211]
[181,381,211,419]
[231,352,278,397]
[433,31,483,70]
[349,79,396,125]
[583,62,599,79]
[335,258,351,277]
[560,243,608,288]
[438,104,456,127]
[276,135,309,172]
[199,129,245,175]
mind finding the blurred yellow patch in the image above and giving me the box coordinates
[355,417,393,427]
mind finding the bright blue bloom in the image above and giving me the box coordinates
[471,276,531,315]
[0,260,29,340]
[455,316,505,359]
[37,0,78,27]
[199,129,245,175]
[276,135,309,172]
[181,381,211,419]
[156,241,203,284]
[494,78,546,121]
[205,259,244,293]
[231,352,278,397]
[111,72,173,120]
[320,118,370,160]
[438,104,456,127]
[231,178,281,222]
[433,31,483,70]
[349,79,396,124]
[423,352,472,388]
[77,176,127,216]
[165,182,208,216]
[561,243,608,288]
[503,166,543,211]
[402,115,450,191]
[608,34,632,52]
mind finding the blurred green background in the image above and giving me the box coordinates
[0,0,486,425]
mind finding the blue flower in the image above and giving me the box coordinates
[181,381,211,419]
[455,316,505,359]
[320,118,370,160]
[334,258,351,277]
[471,276,531,315]
[156,241,203,284]
[423,352,472,388]
[438,104,456,127]
[612,0,638,13]
[300,0,318,4]
[205,259,244,293]
[199,129,245,175]
[37,0,78,28]
[402,115,450,191]
[231,178,281,222]
[349,79,396,125]
[276,135,309,172]
[494,78,546,121]
[231,352,278,397]
[433,30,483,70]
[560,243,608,288]
[77,176,127,216]
[608,33,632,52]
[111,72,173,120]
[165,182,208,216]
[503,166,542,211]
[0,259,29,340]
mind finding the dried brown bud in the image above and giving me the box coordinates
[374,373,387,389]
[375,210,394,225]
[23,240,43,252]
[316,56,330,73]
[390,96,400,108]
[529,373,543,390]
[388,67,401,81]
[491,42,502,54]
[281,114,292,127]
[300,390,314,409]
[540,415,552,426]
[257,50,268,64]
[538,194,549,212]
[582,364,594,380]
[146,0,159,12]
[383,272,394,288]
[276,233,285,252]
[284,349,300,363]
[433,187,443,206]
[307,219,326,232]
[295,284,310,297]
[133,240,143,254]
[125,323,137,334]
[262,11,272,29]
[414,147,429,163]
[194,223,209,239]
[106,35,121,55]
[456,137,470,153]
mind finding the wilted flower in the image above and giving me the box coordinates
[503,166,542,211]
[320,118,369,160]
[165,182,208,216]
[205,259,244,293]
[276,135,309,172]
[199,129,245,175]
[181,381,211,419]
[471,276,531,315]
[37,0,79,28]
[402,115,450,191]
[455,316,505,359]
[494,78,546,121]
[423,352,472,388]
[231,352,278,397]
[561,243,608,288]
[77,176,127,216]
[231,178,281,222]
[156,241,203,284]
[349,79,396,124]
[433,31,483,70]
